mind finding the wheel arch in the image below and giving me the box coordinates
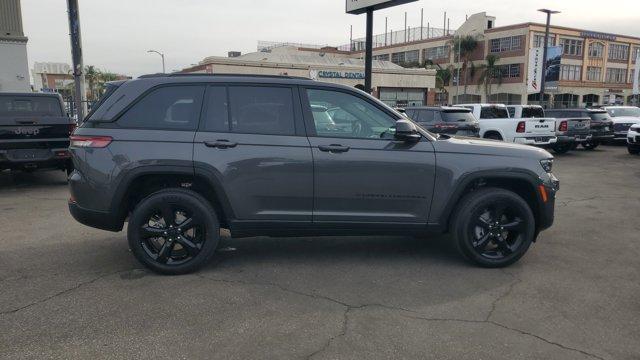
[110,166,234,228]
[439,170,544,234]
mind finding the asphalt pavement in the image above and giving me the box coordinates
[1,145,639,360]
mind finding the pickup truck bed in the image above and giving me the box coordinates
[0,93,74,173]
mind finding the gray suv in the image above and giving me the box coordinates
[68,74,559,274]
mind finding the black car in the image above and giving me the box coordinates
[68,74,557,274]
[405,106,480,137]
[545,108,615,150]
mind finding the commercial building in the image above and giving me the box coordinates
[350,12,640,107]
[180,45,436,108]
[31,62,74,95]
[0,0,30,92]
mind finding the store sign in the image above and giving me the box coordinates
[346,0,417,15]
[310,70,365,80]
[527,47,543,94]
[580,31,617,42]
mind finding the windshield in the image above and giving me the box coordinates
[607,107,640,117]
[480,106,509,119]
[440,110,477,123]
[0,95,63,116]
[521,107,545,118]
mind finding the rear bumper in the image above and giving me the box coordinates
[590,134,614,142]
[68,201,124,232]
[556,134,591,144]
[513,136,557,145]
[0,148,72,170]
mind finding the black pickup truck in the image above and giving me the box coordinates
[0,93,74,173]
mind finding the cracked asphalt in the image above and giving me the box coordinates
[1,145,639,360]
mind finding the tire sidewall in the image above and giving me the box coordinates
[127,189,220,275]
[453,189,535,268]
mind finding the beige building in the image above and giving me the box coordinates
[0,0,30,92]
[180,46,436,108]
[354,12,640,107]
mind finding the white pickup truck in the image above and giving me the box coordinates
[454,104,557,146]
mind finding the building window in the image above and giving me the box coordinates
[633,47,640,61]
[586,67,602,82]
[605,68,628,83]
[588,42,604,58]
[372,54,390,61]
[391,50,419,66]
[495,64,521,78]
[630,69,636,84]
[608,44,629,61]
[424,46,449,61]
[560,38,583,56]
[490,36,522,53]
[560,65,582,81]
[533,34,554,48]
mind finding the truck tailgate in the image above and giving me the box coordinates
[564,118,591,134]
[524,118,556,135]
[0,116,73,150]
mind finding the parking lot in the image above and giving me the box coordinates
[0,145,638,360]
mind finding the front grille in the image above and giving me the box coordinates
[614,123,632,132]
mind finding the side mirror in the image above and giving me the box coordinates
[394,119,421,142]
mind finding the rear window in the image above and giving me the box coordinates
[588,112,611,121]
[439,110,476,122]
[480,106,509,119]
[521,107,545,118]
[0,96,63,116]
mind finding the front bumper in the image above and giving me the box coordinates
[537,173,559,232]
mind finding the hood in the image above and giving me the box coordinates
[610,116,640,124]
[432,135,552,160]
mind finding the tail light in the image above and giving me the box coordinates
[559,121,568,132]
[69,135,112,148]
[516,121,526,133]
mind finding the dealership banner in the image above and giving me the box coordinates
[633,52,640,95]
[544,46,563,92]
[527,47,543,94]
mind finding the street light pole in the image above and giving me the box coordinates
[147,50,166,73]
[538,9,560,108]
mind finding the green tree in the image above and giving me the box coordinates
[450,35,479,98]
[477,54,504,101]
[84,65,101,101]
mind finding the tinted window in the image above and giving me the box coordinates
[480,106,509,119]
[589,111,611,121]
[521,107,545,118]
[440,110,477,122]
[0,96,62,116]
[419,110,435,122]
[307,89,397,139]
[117,86,204,130]
[201,86,229,132]
[229,86,296,135]
[507,107,515,118]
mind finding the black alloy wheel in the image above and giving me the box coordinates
[451,187,535,268]
[128,188,220,275]
[469,202,525,260]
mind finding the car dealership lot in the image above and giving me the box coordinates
[1,146,639,360]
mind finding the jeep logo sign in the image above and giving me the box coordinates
[346,0,417,14]
[14,128,40,136]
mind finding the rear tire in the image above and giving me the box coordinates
[485,133,503,141]
[552,143,572,154]
[582,141,599,150]
[127,188,220,275]
[450,188,535,268]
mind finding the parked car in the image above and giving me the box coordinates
[545,109,614,150]
[0,92,74,173]
[68,74,559,274]
[604,106,640,141]
[455,103,557,146]
[405,106,480,137]
[628,124,640,155]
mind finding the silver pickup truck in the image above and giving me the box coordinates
[0,92,74,173]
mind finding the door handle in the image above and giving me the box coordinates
[204,140,238,149]
[318,144,350,153]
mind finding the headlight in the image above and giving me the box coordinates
[540,159,553,173]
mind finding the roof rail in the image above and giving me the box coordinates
[138,73,311,80]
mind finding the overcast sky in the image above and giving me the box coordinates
[21,0,640,77]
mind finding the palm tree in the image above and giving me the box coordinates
[477,54,504,101]
[84,65,101,101]
[425,60,453,103]
[450,35,479,98]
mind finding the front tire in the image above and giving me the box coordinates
[127,188,220,275]
[450,188,535,268]
[582,141,599,150]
